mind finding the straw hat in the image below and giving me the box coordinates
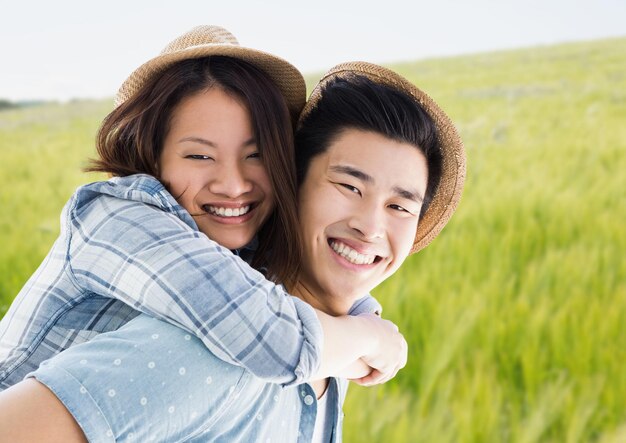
[299,62,466,254]
[114,25,306,118]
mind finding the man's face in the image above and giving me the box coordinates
[297,129,429,314]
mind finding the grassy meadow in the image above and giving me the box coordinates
[2,37,626,442]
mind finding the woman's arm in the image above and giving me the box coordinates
[68,182,405,385]
[68,190,322,385]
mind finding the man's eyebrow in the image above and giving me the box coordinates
[178,136,256,147]
[330,164,424,203]
[393,186,424,204]
[329,165,373,183]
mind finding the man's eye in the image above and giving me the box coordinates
[186,155,213,160]
[389,204,408,212]
[389,204,417,216]
[340,183,361,195]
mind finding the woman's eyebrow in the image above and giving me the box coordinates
[178,136,216,147]
[177,136,256,147]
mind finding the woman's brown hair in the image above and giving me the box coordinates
[87,56,301,286]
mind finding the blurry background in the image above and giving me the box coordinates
[2,0,625,102]
[1,1,625,441]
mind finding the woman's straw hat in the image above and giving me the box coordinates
[300,62,466,254]
[115,25,306,118]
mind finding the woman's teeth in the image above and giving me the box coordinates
[207,205,251,217]
[330,240,376,265]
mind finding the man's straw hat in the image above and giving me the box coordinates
[115,25,306,118]
[300,62,466,254]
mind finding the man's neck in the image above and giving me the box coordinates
[289,282,352,317]
[310,378,329,399]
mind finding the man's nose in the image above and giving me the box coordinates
[347,201,385,241]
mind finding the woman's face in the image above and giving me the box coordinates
[297,129,428,314]
[159,87,275,250]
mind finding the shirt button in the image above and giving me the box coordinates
[304,395,314,406]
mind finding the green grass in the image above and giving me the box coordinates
[0,100,110,305]
[2,37,626,442]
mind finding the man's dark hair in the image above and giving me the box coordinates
[295,75,442,218]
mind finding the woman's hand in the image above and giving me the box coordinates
[312,310,407,384]
[349,313,408,386]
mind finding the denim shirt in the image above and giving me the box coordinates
[0,174,328,388]
[31,308,376,442]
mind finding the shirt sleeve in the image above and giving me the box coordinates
[64,194,321,386]
[347,294,382,316]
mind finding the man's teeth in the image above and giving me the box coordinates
[208,205,251,217]
[330,241,376,265]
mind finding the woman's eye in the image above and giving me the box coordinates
[247,152,261,159]
[340,183,361,195]
[186,154,213,160]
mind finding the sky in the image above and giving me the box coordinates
[1,0,624,102]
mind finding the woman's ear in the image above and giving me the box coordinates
[153,158,160,178]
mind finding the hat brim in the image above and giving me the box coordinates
[299,62,466,254]
[116,44,306,119]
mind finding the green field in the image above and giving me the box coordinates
[2,37,625,442]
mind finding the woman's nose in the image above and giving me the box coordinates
[208,164,253,198]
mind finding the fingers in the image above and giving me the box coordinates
[350,353,407,387]
[354,333,407,386]
[351,369,384,386]
[350,369,395,386]
[354,313,408,386]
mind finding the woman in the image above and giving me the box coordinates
[0,62,465,442]
[0,25,405,394]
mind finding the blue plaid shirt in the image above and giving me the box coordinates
[0,174,327,388]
